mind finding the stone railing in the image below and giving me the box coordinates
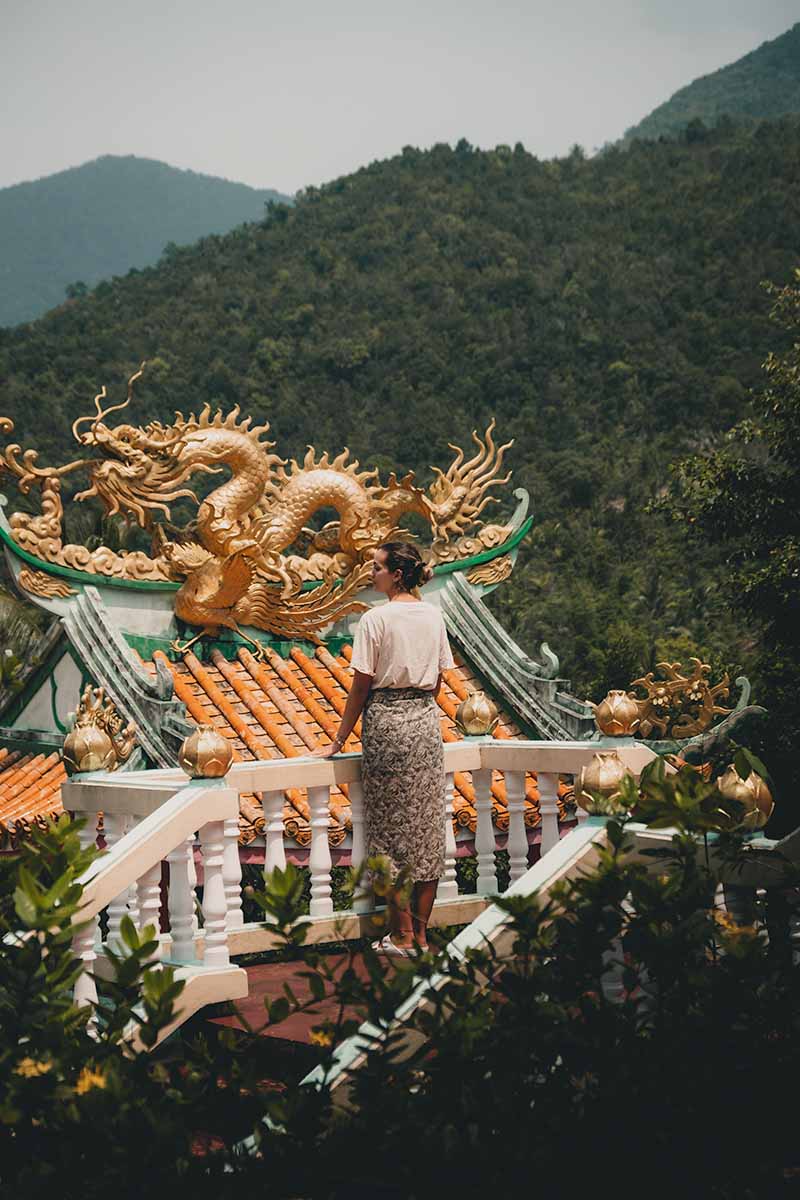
[62,738,658,1037]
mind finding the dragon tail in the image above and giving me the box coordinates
[235,563,370,643]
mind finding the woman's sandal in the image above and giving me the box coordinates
[372,934,415,958]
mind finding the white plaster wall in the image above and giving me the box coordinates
[13,652,83,734]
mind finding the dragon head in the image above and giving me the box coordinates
[71,365,200,526]
[426,421,513,541]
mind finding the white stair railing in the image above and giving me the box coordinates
[66,782,244,1009]
[63,738,659,1002]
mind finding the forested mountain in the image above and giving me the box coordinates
[0,156,290,327]
[623,23,800,143]
[1,122,799,700]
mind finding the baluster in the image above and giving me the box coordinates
[349,778,370,913]
[474,768,498,895]
[505,770,529,884]
[308,785,333,917]
[538,771,560,857]
[200,819,229,967]
[223,815,244,930]
[167,834,197,963]
[438,772,459,901]
[137,860,163,963]
[126,817,141,927]
[262,789,286,878]
[74,815,99,1009]
[104,812,129,951]
[187,838,199,937]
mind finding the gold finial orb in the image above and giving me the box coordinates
[455,691,499,737]
[577,750,630,815]
[716,766,774,831]
[62,725,117,776]
[178,724,233,779]
[593,690,641,737]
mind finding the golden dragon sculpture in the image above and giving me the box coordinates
[0,365,514,649]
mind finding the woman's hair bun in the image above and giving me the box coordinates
[379,541,433,591]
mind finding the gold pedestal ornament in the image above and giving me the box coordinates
[178,724,233,779]
[715,766,774,831]
[577,750,630,815]
[61,684,136,775]
[593,690,641,737]
[455,691,499,736]
[62,725,117,776]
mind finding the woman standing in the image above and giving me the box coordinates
[315,541,454,955]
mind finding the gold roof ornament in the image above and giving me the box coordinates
[0,368,517,647]
[178,724,233,779]
[715,765,774,831]
[593,690,641,737]
[576,750,630,815]
[17,568,75,599]
[629,659,733,740]
[61,684,136,776]
[455,691,499,737]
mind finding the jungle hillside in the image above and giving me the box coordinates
[1,120,798,726]
[623,21,800,143]
[0,156,290,328]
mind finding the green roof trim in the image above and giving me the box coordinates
[124,629,354,663]
[0,514,532,593]
[0,522,178,591]
[431,516,532,575]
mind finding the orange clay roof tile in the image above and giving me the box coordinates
[3,637,573,848]
[0,750,67,846]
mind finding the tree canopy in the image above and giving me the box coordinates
[1,121,799,720]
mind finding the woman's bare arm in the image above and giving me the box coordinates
[313,670,373,757]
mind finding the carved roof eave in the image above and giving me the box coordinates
[0,490,534,609]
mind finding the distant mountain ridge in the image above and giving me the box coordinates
[623,22,800,143]
[0,155,291,327]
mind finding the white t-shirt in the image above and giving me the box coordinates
[350,600,455,691]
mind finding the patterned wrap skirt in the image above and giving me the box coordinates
[361,687,446,883]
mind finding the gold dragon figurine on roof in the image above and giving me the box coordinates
[0,365,515,649]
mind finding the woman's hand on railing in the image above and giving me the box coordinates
[311,738,342,758]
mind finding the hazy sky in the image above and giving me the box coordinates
[2,0,797,194]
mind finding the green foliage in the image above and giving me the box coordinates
[3,779,799,1196]
[623,22,800,143]
[660,272,800,825]
[0,155,290,327]
[0,815,274,1195]
[3,122,799,715]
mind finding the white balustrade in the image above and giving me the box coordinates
[438,773,459,901]
[125,816,141,927]
[166,834,197,963]
[473,768,498,895]
[348,779,371,913]
[187,838,199,937]
[262,789,286,877]
[104,811,129,951]
[200,819,229,967]
[61,739,659,987]
[223,815,244,930]
[537,771,561,857]
[73,815,99,1009]
[505,770,529,883]
[137,860,163,963]
[308,785,333,917]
